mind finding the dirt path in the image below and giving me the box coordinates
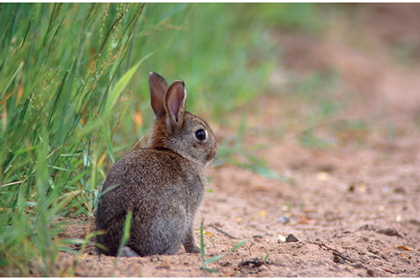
[57,4,420,277]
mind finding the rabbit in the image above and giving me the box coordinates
[95,72,217,257]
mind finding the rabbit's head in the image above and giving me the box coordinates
[146,72,216,167]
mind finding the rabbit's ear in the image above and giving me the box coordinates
[164,80,186,127]
[149,72,169,118]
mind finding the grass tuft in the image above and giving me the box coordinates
[199,221,249,275]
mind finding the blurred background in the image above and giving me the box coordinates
[1,3,419,276]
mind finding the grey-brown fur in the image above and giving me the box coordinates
[95,72,217,257]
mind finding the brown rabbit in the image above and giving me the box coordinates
[95,72,217,257]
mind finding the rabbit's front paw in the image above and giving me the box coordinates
[185,245,200,253]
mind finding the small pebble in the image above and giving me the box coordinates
[367,269,375,276]
[376,228,403,238]
[350,262,364,269]
[285,234,299,243]
[278,216,291,224]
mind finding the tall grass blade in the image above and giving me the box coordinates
[34,126,54,276]
[0,61,23,101]
[202,253,226,266]
[229,238,249,252]
[103,53,155,118]
[199,220,206,262]
[115,210,133,264]
[96,111,115,163]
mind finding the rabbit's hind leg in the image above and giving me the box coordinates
[182,220,200,253]
[152,214,186,255]
[128,210,186,256]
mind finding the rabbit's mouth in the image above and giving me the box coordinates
[205,149,217,165]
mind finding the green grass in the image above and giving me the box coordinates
[0,3,292,276]
[199,221,248,275]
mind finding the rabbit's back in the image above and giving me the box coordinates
[96,148,206,256]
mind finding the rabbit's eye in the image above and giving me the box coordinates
[195,129,206,141]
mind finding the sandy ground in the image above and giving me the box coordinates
[56,4,420,277]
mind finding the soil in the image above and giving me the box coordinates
[57,4,420,277]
